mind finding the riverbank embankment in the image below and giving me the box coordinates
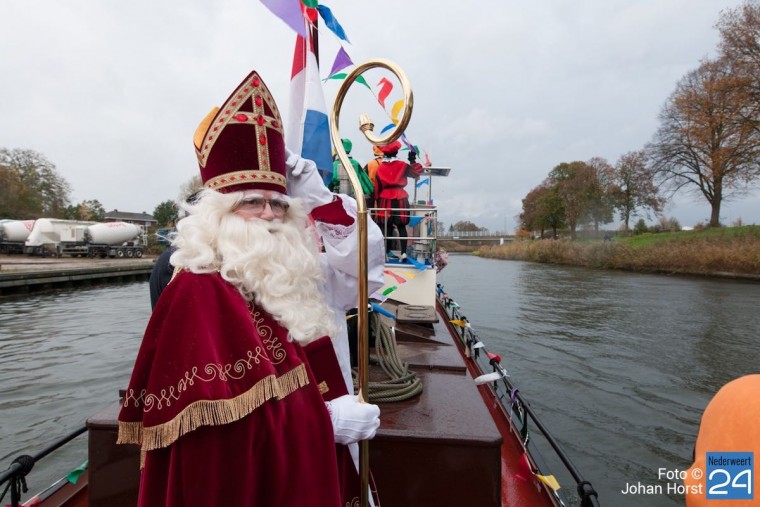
[477,226,760,281]
[0,255,156,296]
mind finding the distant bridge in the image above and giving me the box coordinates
[437,231,515,244]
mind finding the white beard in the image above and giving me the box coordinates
[171,190,338,345]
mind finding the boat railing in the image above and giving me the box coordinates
[0,425,87,507]
[369,203,438,264]
[437,284,601,507]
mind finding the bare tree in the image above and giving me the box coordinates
[717,0,760,129]
[612,150,664,231]
[648,57,760,227]
[178,174,204,203]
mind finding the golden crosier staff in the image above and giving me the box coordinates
[329,58,413,507]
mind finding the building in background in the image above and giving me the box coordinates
[104,210,156,229]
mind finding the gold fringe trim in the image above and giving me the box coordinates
[117,363,309,452]
[318,381,329,395]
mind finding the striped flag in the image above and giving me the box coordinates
[286,22,333,185]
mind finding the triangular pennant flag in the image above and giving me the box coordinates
[66,460,89,484]
[474,371,503,385]
[377,77,393,108]
[371,302,396,319]
[406,256,427,271]
[325,73,372,90]
[537,474,561,491]
[384,269,407,284]
[408,215,425,226]
[260,0,307,37]
[450,319,466,327]
[391,98,404,124]
[317,4,350,42]
[380,123,396,134]
[328,47,353,77]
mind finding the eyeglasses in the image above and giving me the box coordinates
[236,197,290,217]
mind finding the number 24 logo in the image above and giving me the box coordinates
[708,469,752,496]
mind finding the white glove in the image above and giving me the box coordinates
[285,147,334,213]
[325,394,381,445]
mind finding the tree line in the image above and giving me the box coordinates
[0,147,201,227]
[520,1,760,237]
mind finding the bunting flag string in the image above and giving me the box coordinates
[265,0,432,164]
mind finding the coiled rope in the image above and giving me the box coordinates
[352,312,423,402]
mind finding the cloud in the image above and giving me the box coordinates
[0,0,754,232]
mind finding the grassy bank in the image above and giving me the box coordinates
[477,226,760,279]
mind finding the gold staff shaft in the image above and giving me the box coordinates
[328,58,413,507]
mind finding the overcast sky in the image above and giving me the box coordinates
[3,0,758,231]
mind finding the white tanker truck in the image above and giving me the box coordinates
[0,219,36,254]
[23,219,145,258]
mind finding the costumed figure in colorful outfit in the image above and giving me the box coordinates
[330,138,374,207]
[364,144,384,197]
[373,140,424,258]
[118,69,385,507]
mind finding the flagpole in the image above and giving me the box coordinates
[329,59,413,507]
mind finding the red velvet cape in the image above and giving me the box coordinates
[118,271,346,506]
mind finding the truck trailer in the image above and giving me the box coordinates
[24,219,145,258]
[0,219,36,254]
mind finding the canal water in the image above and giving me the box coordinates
[1,256,758,506]
[438,254,760,507]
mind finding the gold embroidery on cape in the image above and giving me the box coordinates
[318,381,329,395]
[251,308,286,365]
[122,347,275,412]
[117,362,310,453]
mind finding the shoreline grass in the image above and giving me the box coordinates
[476,226,760,280]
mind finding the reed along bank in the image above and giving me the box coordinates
[477,225,760,280]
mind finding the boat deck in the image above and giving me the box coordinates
[367,299,558,507]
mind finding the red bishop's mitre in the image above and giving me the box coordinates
[193,70,287,194]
